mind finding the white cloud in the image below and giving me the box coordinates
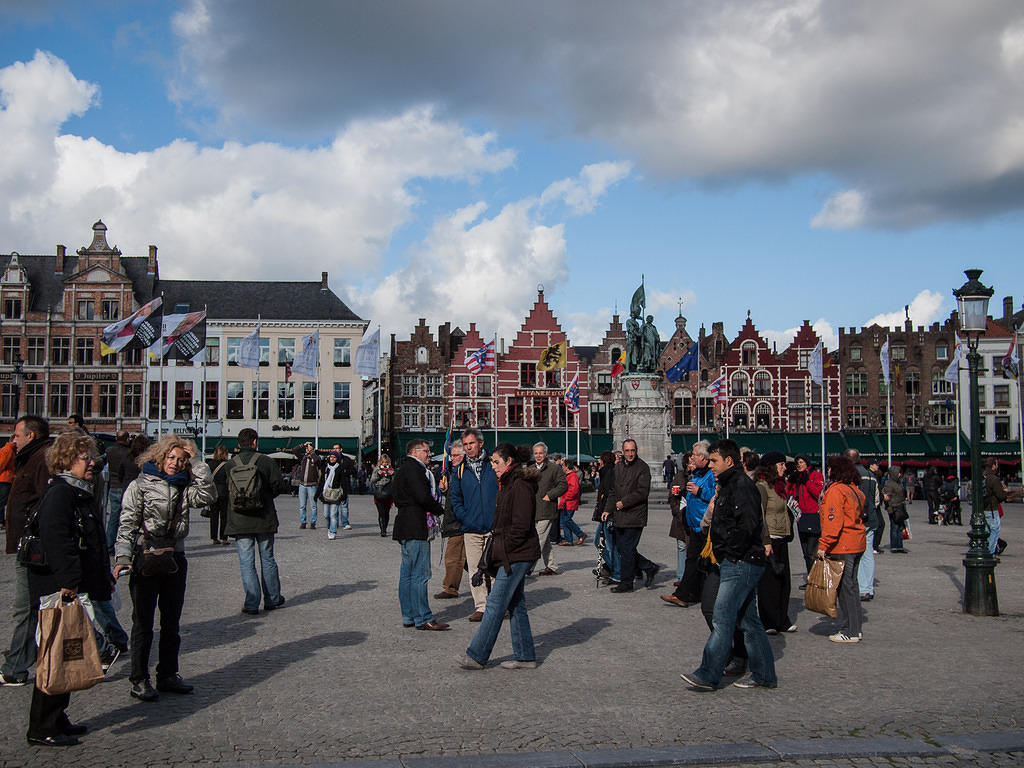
[0,54,515,281]
[863,289,948,330]
[762,319,837,354]
[169,1,1024,227]
[561,309,617,347]
[540,161,632,215]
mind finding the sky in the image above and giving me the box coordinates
[2,0,1023,353]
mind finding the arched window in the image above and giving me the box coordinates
[731,372,748,397]
[732,402,749,428]
[611,347,622,365]
[416,346,428,364]
[753,370,771,396]
[673,389,692,426]
[755,402,771,429]
[931,368,953,395]
[741,341,757,366]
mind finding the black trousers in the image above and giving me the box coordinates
[700,565,746,661]
[675,528,706,603]
[757,539,793,632]
[374,499,392,534]
[614,526,655,589]
[28,685,71,738]
[798,530,819,574]
[129,552,188,684]
[209,501,228,540]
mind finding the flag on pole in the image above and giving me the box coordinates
[945,342,964,383]
[710,374,727,404]
[1002,332,1019,379]
[880,339,891,387]
[537,341,568,371]
[162,310,207,361]
[237,326,261,369]
[564,372,580,413]
[808,341,824,386]
[354,328,380,377]
[665,343,699,383]
[291,330,319,379]
[611,348,627,378]
[100,296,163,355]
[465,340,495,374]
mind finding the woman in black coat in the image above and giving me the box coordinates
[206,445,231,545]
[26,431,111,747]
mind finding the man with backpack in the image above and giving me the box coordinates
[225,428,286,615]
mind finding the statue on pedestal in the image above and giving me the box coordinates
[625,278,661,373]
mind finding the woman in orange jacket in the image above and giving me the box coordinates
[817,455,867,644]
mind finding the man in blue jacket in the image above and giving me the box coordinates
[661,440,716,607]
[450,428,497,622]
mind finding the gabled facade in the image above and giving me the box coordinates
[447,323,496,430]
[390,319,452,434]
[0,220,155,433]
[585,314,627,435]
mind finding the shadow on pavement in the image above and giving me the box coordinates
[88,630,367,734]
[934,564,964,599]
[532,616,612,660]
[284,580,378,608]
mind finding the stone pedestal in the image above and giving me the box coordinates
[611,374,672,483]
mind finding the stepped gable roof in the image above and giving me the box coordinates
[5,253,155,312]
[449,323,489,369]
[723,314,774,365]
[156,279,363,322]
[504,290,582,365]
[776,319,822,364]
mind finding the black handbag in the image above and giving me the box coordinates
[16,505,46,569]
[134,492,183,577]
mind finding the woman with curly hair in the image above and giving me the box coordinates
[24,431,109,747]
[113,435,215,702]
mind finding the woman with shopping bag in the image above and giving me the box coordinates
[113,435,215,703]
[26,430,111,747]
[816,455,867,644]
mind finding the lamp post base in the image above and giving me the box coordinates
[963,555,999,616]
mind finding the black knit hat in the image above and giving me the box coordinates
[759,450,786,467]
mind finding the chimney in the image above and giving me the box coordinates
[55,244,65,273]
[321,271,329,292]
[1003,296,1014,322]
[147,245,157,275]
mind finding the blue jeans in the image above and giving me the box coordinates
[92,598,129,650]
[298,485,317,525]
[889,518,905,550]
[337,498,350,528]
[106,487,124,550]
[560,509,584,542]
[676,539,687,581]
[235,534,282,611]
[325,504,339,534]
[695,559,776,687]
[398,539,433,627]
[466,560,535,665]
[858,528,876,596]
[985,510,1001,555]
[596,522,622,581]
[1,565,34,680]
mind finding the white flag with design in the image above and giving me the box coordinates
[237,326,261,369]
[944,342,964,384]
[808,341,824,386]
[292,330,319,379]
[879,339,890,387]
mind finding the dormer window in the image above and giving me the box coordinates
[2,299,21,319]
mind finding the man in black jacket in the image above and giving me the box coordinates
[601,439,659,593]
[392,440,448,631]
[680,439,777,691]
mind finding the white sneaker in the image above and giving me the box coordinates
[343,525,353,530]
[829,632,861,643]
[328,532,336,540]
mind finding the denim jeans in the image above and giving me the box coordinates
[92,598,129,650]
[676,539,687,581]
[324,498,351,533]
[466,560,535,665]
[106,488,124,550]
[889,518,906,550]
[985,510,1001,555]
[857,528,876,595]
[694,559,776,687]
[1,565,35,680]
[596,522,622,581]
[235,534,282,611]
[560,509,584,542]
[298,484,318,525]
[398,539,433,627]
[337,498,350,528]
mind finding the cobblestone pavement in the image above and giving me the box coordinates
[1,493,1022,767]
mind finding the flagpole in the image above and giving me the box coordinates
[493,332,498,448]
[886,333,892,468]
[254,315,261,438]
[564,366,569,456]
[314,327,321,451]
[696,345,701,443]
[955,359,962,489]
[158,291,165,438]
[201,305,208,458]
[376,324,382,460]
[576,362,581,464]
[820,376,826,468]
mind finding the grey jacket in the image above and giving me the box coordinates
[534,460,569,521]
[115,456,216,565]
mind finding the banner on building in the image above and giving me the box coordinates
[162,311,207,361]
[100,296,163,355]
[537,341,568,371]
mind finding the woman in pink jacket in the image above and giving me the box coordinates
[557,459,586,546]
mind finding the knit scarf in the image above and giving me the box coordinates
[141,461,191,488]
[57,471,94,496]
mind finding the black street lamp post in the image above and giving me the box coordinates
[11,352,24,420]
[953,269,998,616]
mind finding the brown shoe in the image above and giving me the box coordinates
[660,594,691,607]
[576,534,588,546]
[538,567,559,576]
[557,542,573,547]
[468,611,484,622]
[299,524,306,529]
[416,621,450,631]
[309,524,316,530]
[672,580,681,587]
[434,590,459,600]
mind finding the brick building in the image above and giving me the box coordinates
[0,220,153,433]
[389,318,459,442]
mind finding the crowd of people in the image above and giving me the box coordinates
[1,413,1019,745]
